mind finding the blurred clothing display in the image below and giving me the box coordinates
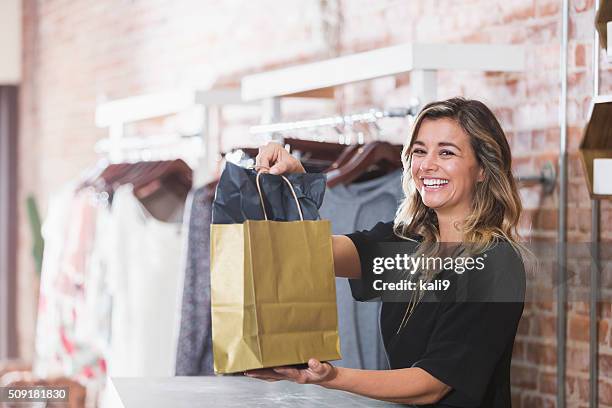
[106,185,184,377]
[33,161,193,405]
[175,186,215,376]
[34,186,107,391]
[319,169,403,370]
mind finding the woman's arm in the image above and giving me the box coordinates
[247,359,451,405]
[332,235,361,279]
[324,365,451,405]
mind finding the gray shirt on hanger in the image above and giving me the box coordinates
[319,169,403,371]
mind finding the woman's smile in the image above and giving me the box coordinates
[420,177,450,192]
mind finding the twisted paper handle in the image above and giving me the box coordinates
[255,172,304,221]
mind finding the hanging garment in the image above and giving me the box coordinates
[34,187,107,388]
[319,169,403,370]
[106,185,184,377]
[84,202,114,374]
[175,186,215,376]
[34,185,75,379]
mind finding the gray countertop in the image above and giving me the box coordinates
[108,376,399,407]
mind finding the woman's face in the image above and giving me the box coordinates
[409,118,483,215]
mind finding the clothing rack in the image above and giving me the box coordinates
[95,88,255,187]
[94,133,203,168]
[249,106,418,135]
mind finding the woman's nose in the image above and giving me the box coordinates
[419,153,438,172]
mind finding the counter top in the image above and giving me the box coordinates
[108,376,397,408]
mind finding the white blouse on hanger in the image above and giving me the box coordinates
[106,185,184,377]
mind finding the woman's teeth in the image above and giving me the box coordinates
[423,178,449,189]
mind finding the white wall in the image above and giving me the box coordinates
[0,0,21,84]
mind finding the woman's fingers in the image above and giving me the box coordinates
[245,368,284,381]
[245,359,335,385]
[307,358,326,375]
[269,160,288,175]
[255,142,305,175]
[255,145,273,173]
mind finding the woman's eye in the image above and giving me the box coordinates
[412,148,426,155]
[440,150,455,156]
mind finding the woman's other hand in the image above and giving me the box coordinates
[255,142,305,175]
[245,358,337,385]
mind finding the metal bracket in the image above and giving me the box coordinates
[516,161,557,195]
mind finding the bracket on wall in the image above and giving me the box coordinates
[516,161,557,195]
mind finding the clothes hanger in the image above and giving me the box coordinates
[283,138,347,162]
[325,141,402,188]
[132,159,193,200]
[324,144,361,173]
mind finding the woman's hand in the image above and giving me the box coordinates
[245,358,337,385]
[255,142,305,175]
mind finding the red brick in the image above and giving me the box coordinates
[536,0,560,17]
[600,379,612,405]
[522,394,546,408]
[575,43,587,67]
[503,3,535,23]
[527,342,558,366]
[539,371,557,395]
[531,315,557,337]
[569,314,590,342]
[527,20,560,44]
[512,365,538,390]
[601,319,610,344]
[534,209,558,231]
[567,347,590,372]
[600,353,612,378]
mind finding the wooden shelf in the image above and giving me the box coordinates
[579,94,612,199]
[596,1,612,50]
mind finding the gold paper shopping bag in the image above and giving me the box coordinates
[210,173,341,374]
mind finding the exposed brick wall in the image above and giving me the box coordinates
[17,0,612,406]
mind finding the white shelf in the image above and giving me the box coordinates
[241,43,525,101]
[608,21,612,62]
[95,88,244,128]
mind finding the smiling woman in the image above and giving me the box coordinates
[250,97,526,408]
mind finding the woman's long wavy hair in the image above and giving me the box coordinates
[391,98,528,330]
[394,97,525,267]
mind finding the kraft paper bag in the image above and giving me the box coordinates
[211,173,341,374]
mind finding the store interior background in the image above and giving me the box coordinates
[2,0,612,407]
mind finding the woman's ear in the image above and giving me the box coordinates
[477,166,485,183]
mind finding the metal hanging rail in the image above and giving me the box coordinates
[558,0,570,406]
[249,106,419,135]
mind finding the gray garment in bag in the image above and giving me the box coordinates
[175,186,215,375]
[319,169,403,370]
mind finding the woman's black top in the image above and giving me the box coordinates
[346,222,525,408]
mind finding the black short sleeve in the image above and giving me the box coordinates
[347,222,417,301]
[345,222,397,301]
